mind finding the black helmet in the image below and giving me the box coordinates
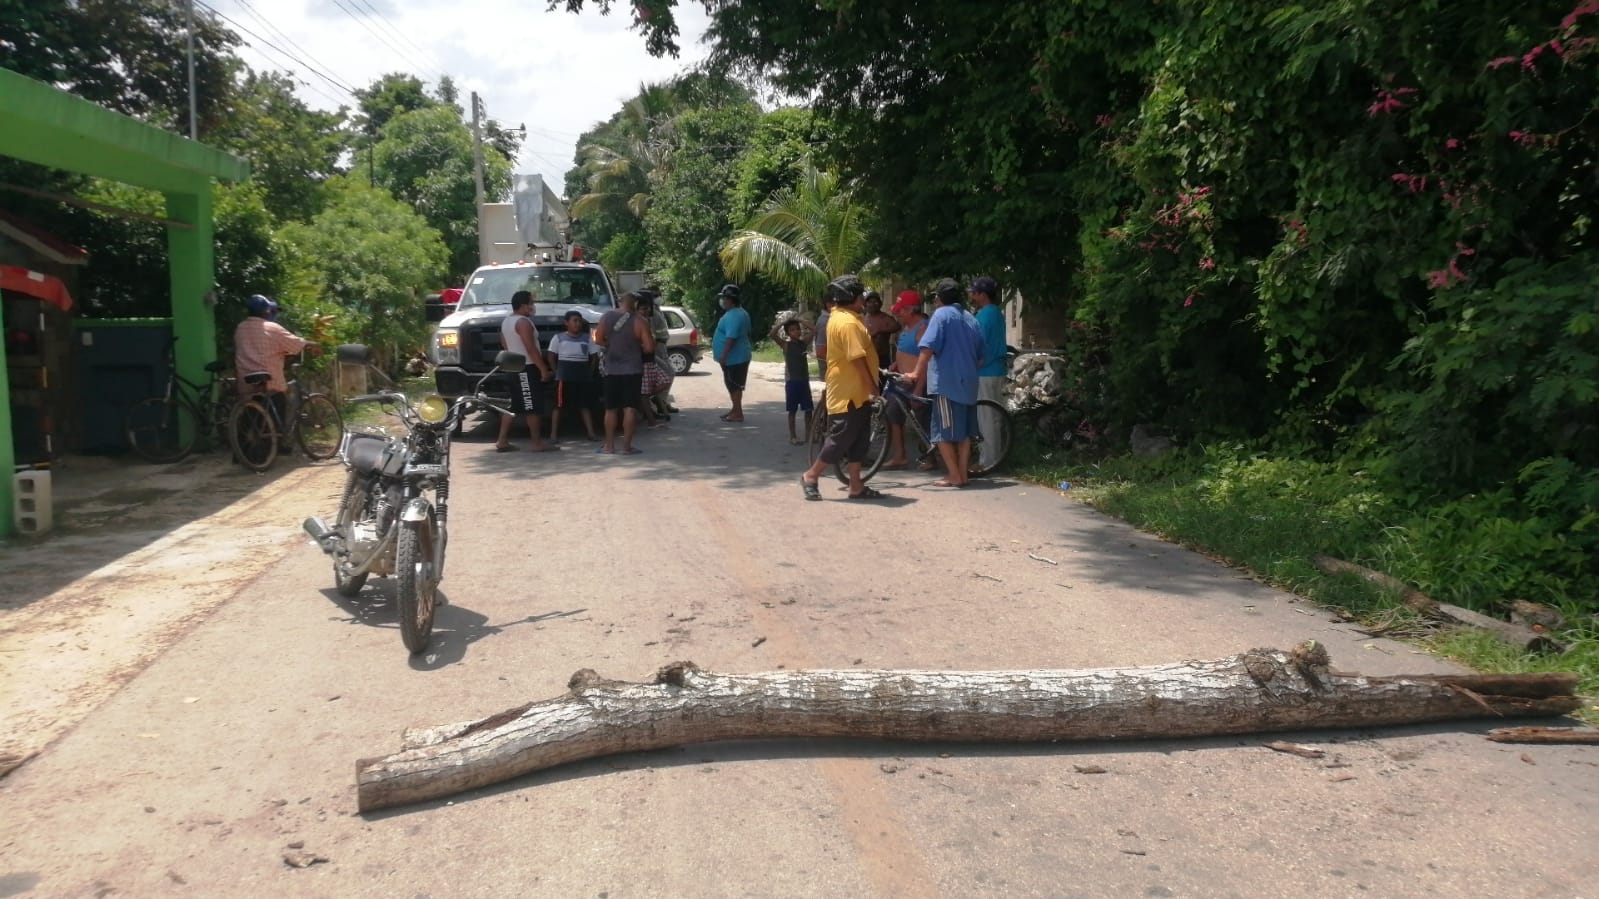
[825,274,865,305]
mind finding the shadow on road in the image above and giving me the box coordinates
[319,583,586,670]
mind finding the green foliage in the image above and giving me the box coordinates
[727,108,817,225]
[720,163,871,310]
[276,179,448,373]
[642,102,760,316]
[373,105,511,280]
[0,0,240,134]
[353,73,437,141]
[209,71,348,223]
[599,229,649,272]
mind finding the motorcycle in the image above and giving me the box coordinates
[303,345,525,654]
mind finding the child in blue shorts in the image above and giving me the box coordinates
[769,318,815,444]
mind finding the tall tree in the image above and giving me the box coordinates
[720,163,870,311]
[0,0,240,135]
[372,105,511,280]
[210,71,349,223]
[353,73,437,144]
[277,178,448,371]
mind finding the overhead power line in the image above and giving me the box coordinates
[327,0,447,86]
[196,0,356,105]
[232,0,357,90]
[347,0,450,81]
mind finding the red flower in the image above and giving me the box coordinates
[1199,257,1216,271]
[1183,295,1195,308]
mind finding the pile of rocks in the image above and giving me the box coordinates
[1006,352,1070,410]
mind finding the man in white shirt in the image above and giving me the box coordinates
[495,290,557,453]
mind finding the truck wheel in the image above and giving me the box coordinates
[668,348,692,374]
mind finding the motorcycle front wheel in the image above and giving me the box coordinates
[396,513,439,654]
[333,471,371,597]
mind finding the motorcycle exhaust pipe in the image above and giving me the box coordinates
[302,517,338,554]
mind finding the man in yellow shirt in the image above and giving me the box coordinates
[800,274,884,500]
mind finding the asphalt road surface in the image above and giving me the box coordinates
[2,361,1596,898]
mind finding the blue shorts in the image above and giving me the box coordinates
[930,395,975,443]
[784,380,814,413]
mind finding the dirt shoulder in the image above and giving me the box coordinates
[0,453,344,771]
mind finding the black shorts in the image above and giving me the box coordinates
[556,378,595,410]
[818,402,873,465]
[508,370,544,415]
[723,361,750,393]
[603,373,643,410]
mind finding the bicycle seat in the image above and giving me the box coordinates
[243,372,271,387]
[205,360,227,373]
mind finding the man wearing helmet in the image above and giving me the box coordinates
[234,294,319,420]
[799,274,884,501]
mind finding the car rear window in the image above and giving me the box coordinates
[664,310,686,329]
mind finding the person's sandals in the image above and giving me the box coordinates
[495,444,517,453]
[719,413,745,422]
[848,487,886,500]
[930,479,966,488]
[800,477,822,501]
[916,460,938,472]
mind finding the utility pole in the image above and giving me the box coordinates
[471,92,488,265]
[185,0,198,139]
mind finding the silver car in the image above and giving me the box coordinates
[660,305,705,374]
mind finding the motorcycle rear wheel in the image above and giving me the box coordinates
[396,514,438,654]
[333,472,370,597]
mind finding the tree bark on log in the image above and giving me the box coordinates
[354,645,1582,812]
[1310,554,1564,652]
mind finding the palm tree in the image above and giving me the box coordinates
[569,82,682,222]
[719,163,871,310]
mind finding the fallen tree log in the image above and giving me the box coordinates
[1486,726,1599,745]
[1311,554,1564,652]
[354,644,1581,812]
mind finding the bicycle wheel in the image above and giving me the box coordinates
[396,513,439,655]
[836,403,890,485]
[125,397,199,463]
[296,393,344,461]
[228,399,279,472]
[807,407,830,465]
[970,399,1014,476]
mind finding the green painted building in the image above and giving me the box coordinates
[0,67,248,537]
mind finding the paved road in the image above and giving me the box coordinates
[2,362,1596,898]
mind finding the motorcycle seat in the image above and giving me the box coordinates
[344,433,390,476]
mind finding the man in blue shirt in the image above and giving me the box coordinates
[970,275,1008,472]
[905,278,984,487]
[712,284,753,422]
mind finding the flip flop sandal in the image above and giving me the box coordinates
[621,447,643,455]
[800,477,822,501]
[594,447,615,455]
[495,444,518,453]
[916,460,938,472]
[930,479,965,488]
[848,487,887,500]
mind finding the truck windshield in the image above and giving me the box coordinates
[458,266,614,308]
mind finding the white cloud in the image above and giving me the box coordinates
[212,0,712,193]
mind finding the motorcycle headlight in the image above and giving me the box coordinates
[432,329,460,365]
[417,395,449,424]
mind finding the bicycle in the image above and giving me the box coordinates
[227,353,345,472]
[808,372,1014,485]
[124,336,238,463]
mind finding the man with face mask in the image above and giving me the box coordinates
[711,284,753,422]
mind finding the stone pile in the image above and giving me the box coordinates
[1007,352,1070,410]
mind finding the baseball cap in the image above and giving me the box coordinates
[891,290,922,313]
[968,275,1000,297]
[245,294,274,317]
[932,278,963,304]
[825,274,865,304]
[718,284,740,298]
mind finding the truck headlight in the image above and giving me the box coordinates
[432,329,460,365]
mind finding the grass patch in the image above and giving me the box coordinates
[340,376,437,430]
[1009,436,1598,719]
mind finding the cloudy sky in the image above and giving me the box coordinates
[205,0,712,192]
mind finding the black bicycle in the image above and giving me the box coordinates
[809,372,1013,485]
[124,337,237,464]
[226,354,344,472]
